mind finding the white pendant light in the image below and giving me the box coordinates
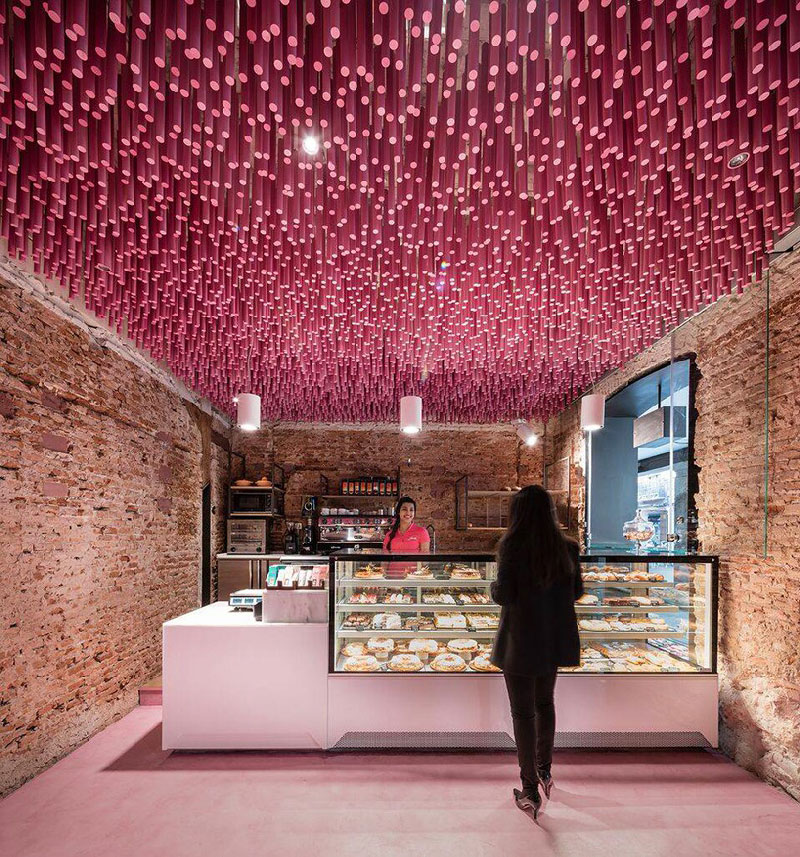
[580,393,605,432]
[515,422,539,446]
[400,395,422,434]
[237,393,261,432]
[301,134,321,156]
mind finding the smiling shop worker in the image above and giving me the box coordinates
[383,496,431,554]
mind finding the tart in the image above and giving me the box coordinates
[408,565,434,578]
[354,567,385,579]
[341,641,369,657]
[430,653,467,672]
[448,567,483,580]
[447,638,479,655]
[343,655,381,672]
[469,654,501,672]
[579,618,612,632]
[388,654,424,672]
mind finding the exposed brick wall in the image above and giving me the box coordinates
[234,422,544,552]
[0,271,230,796]
[544,251,800,800]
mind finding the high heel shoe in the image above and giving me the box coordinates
[513,787,542,819]
[538,767,554,799]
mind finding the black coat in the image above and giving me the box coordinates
[490,540,584,676]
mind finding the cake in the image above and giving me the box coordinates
[354,564,384,579]
[343,655,381,672]
[469,654,501,672]
[408,638,439,655]
[448,567,483,580]
[434,612,467,629]
[387,654,424,672]
[341,612,372,629]
[447,638,479,655]
[576,593,599,605]
[408,565,434,578]
[430,652,467,672]
[341,641,368,657]
[372,612,402,630]
[366,636,395,654]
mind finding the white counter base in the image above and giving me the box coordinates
[162,605,718,751]
[162,603,327,750]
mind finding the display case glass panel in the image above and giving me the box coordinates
[330,553,499,673]
[329,553,717,675]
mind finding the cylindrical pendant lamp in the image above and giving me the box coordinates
[580,393,605,432]
[237,393,262,432]
[516,422,539,446]
[400,395,422,434]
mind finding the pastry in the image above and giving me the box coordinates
[579,618,611,632]
[372,612,402,630]
[341,612,372,629]
[409,638,439,655]
[448,568,483,580]
[447,638,479,655]
[341,641,369,657]
[366,636,395,654]
[469,654,501,672]
[408,565,434,578]
[388,654,424,672]
[343,655,381,671]
[466,613,498,631]
[430,653,467,672]
[349,589,380,604]
[355,564,384,579]
[576,593,599,605]
[403,616,435,631]
[580,647,604,660]
[434,612,467,629]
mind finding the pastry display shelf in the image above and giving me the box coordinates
[336,629,498,639]
[334,660,499,674]
[579,630,686,641]
[582,580,673,589]
[337,577,491,586]
[575,605,679,614]
[336,603,500,611]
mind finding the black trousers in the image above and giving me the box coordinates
[503,670,558,792]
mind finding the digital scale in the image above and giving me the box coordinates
[228,589,263,609]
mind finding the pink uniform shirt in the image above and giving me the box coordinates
[383,522,430,553]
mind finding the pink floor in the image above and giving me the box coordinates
[2,708,799,857]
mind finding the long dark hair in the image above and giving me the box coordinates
[497,485,574,587]
[385,496,416,552]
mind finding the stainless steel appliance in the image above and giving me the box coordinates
[227,518,268,553]
[316,513,392,552]
[229,486,283,517]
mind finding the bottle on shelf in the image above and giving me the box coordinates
[283,523,299,554]
[301,519,315,554]
[341,479,349,496]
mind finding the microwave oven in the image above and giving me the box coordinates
[229,487,283,517]
[227,518,268,553]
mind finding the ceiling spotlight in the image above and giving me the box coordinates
[302,134,321,156]
[728,151,750,169]
[515,422,539,446]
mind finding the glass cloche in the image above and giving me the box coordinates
[622,509,656,551]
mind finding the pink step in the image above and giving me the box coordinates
[138,676,162,706]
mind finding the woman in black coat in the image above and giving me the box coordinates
[490,485,583,817]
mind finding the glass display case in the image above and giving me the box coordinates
[329,553,717,675]
[564,554,717,674]
[329,553,499,673]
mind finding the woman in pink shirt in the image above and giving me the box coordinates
[383,497,430,577]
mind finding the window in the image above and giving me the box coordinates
[586,359,696,552]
